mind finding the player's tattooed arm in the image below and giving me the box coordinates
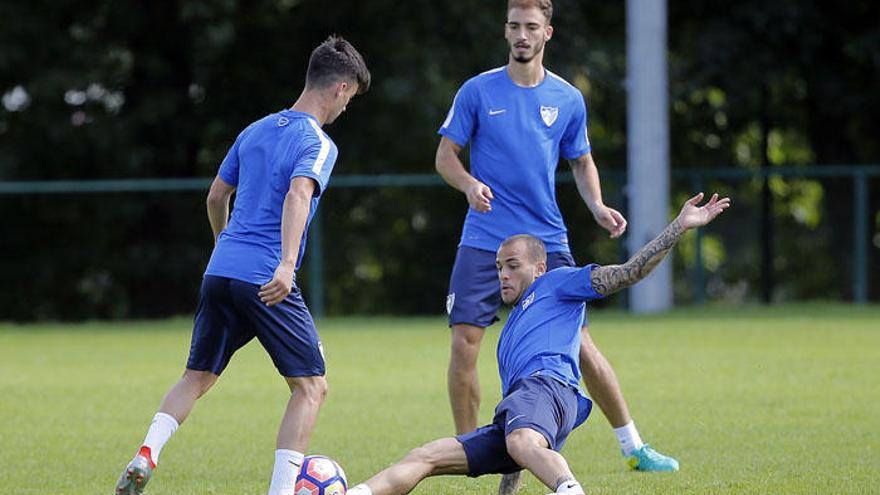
[590,192,731,296]
[590,219,685,296]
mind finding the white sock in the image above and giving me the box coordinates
[556,478,584,494]
[613,420,644,456]
[267,449,304,495]
[347,485,373,495]
[141,412,179,465]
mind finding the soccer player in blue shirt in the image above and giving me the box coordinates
[114,36,370,495]
[346,193,730,495]
[435,0,676,482]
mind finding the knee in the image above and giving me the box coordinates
[505,429,542,464]
[182,369,218,398]
[403,440,444,467]
[505,432,527,462]
[289,375,328,405]
[450,326,484,365]
[404,446,432,465]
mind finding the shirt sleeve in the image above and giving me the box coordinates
[217,131,246,186]
[560,93,592,160]
[290,128,334,198]
[438,79,478,147]
[551,265,605,302]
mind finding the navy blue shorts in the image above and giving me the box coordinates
[447,246,583,328]
[456,375,581,477]
[186,275,325,377]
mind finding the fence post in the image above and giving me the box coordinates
[853,172,868,304]
[307,208,325,318]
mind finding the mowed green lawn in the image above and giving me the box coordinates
[1,304,878,495]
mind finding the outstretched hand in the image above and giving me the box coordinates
[676,192,731,230]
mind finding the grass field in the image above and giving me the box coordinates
[1,304,879,494]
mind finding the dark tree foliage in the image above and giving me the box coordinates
[669,0,880,300]
[0,0,877,320]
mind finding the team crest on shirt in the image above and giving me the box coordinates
[446,293,455,315]
[521,292,536,310]
[540,106,559,127]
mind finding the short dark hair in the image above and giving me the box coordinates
[508,0,553,23]
[305,35,371,95]
[501,234,547,263]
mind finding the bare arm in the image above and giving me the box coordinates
[206,175,236,242]
[257,177,316,306]
[435,136,493,212]
[569,152,627,238]
[590,192,731,296]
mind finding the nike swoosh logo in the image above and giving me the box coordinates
[489,109,506,116]
[507,414,525,426]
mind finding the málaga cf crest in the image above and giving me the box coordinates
[540,106,559,127]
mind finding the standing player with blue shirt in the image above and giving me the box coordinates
[114,36,370,495]
[435,0,677,483]
[345,193,730,495]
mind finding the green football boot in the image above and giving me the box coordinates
[115,448,154,494]
[626,444,679,472]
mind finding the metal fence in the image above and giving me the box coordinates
[2,165,877,317]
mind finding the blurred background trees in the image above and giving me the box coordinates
[1,0,877,320]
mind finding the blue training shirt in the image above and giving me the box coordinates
[205,110,338,285]
[439,67,591,253]
[496,264,604,427]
